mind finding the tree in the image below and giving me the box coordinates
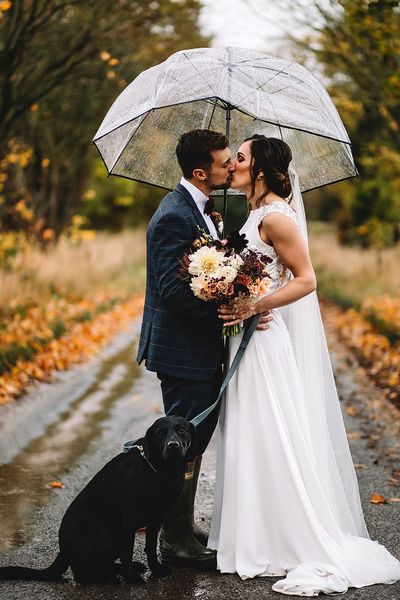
[242,0,400,247]
[307,0,400,246]
[0,0,210,236]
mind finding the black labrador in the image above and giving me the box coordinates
[0,416,195,584]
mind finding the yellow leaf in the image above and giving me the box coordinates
[0,1,12,11]
[83,189,96,201]
[108,58,119,66]
[100,51,111,61]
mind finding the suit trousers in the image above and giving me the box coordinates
[157,369,223,459]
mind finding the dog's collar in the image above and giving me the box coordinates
[122,441,157,473]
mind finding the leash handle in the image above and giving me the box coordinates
[190,314,260,427]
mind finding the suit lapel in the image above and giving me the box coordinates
[175,183,211,236]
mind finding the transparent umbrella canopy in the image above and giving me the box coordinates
[93,47,357,194]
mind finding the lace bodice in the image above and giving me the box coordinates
[241,201,300,293]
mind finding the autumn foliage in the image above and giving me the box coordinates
[0,229,146,404]
[0,295,144,405]
[323,301,400,405]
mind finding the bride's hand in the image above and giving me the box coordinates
[218,305,272,329]
[218,304,253,326]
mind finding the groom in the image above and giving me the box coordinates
[138,129,270,568]
[137,129,233,568]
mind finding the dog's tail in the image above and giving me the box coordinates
[0,552,68,581]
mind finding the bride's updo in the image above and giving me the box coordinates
[245,135,293,207]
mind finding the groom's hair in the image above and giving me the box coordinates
[176,129,228,179]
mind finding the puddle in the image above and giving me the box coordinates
[0,340,141,551]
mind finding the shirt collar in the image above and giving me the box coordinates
[180,177,208,211]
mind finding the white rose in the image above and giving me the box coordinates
[219,265,237,283]
[227,255,243,269]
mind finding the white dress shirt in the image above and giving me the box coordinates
[180,177,218,239]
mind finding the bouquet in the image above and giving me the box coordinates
[180,229,272,336]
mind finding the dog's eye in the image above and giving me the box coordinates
[177,426,187,435]
[158,428,168,437]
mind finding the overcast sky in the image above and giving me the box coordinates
[200,0,317,57]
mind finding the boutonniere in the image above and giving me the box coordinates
[210,211,224,236]
[191,226,214,249]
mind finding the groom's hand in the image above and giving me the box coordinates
[256,311,272,330]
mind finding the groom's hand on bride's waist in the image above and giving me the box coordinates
[256,311,272,330]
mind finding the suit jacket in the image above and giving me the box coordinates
[137,183,223,380]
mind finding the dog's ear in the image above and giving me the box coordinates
[144,419,159,451]
[189,422,196,448]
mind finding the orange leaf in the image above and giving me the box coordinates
[370,493,386,504]
[49,481,65,489]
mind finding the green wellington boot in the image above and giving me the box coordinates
[159,456,216,569]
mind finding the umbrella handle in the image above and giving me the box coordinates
[223,104,232,235]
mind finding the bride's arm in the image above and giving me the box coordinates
[220,213,316,324]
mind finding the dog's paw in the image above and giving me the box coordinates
[131,561,146,573]
[151,563,171,578]
[124,571,145,585]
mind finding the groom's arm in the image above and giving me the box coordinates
[150,213,220,327]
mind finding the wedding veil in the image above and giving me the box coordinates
[285,164,369,538]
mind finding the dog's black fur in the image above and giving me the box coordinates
[0,416,195,584]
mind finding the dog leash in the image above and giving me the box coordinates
[122,442,157,472]
[122,314,260,457]
[190,313,260,427]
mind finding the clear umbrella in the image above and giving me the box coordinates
[93,46,356,195]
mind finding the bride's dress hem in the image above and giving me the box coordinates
[210,557,400,596]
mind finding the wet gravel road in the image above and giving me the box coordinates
[0,318,399,599]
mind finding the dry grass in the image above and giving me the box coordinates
[308,222,400,306]
[2,223,399,312]
[0,229,146,309]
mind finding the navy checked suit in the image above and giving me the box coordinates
[137,183,224,456]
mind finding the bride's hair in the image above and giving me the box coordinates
[245,135,293,207]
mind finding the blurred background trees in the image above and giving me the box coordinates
[285,0,400,247]
[0,0,399,249]
[0,0,208,239]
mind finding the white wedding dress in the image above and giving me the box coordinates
[208,201,400,596]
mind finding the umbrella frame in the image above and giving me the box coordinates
[93,96,358,232]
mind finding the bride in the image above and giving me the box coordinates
[208,134,400,596]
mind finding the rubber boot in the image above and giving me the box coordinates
[159,457,216,569]
[191,455,209,546]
